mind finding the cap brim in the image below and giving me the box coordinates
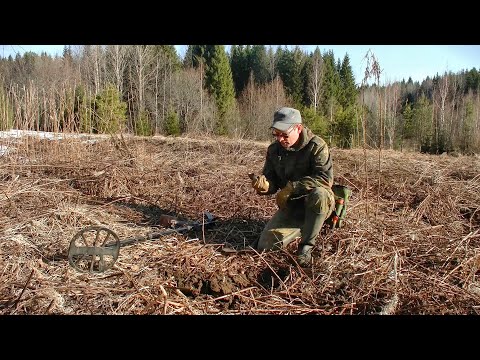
[271,121,295,132]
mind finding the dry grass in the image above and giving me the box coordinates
[1,134,479,314]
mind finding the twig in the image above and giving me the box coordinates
[197,287,257,303]
[12,269,34,309]
[159,284,168,315]
[44,299,55,314]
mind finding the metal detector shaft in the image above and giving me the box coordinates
[68,212,215,273]
[113,224,195,247]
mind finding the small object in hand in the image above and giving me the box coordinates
[250,173,269,193]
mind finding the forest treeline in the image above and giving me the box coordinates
[0,45,479,154]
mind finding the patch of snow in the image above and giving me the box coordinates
[0,129,108,144]
[0,145,10,156]
[0,129,66,140]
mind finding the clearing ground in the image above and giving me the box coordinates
[0,133,479,314]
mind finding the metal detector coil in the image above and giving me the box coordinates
[68,226,121,273]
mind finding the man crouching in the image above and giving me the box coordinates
[251,107,335,267]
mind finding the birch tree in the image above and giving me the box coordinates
[106,45,128,95]
[308,47,324,112]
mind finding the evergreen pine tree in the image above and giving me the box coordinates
[249,45,270,85]
[94,84,127,133]
[230,45,250,96]
[276,46,305,106]
[339,54,358,108]
[322,50,341,108]
[204,45,236,135]
[164,107,181,136]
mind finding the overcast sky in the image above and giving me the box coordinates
[2,44,479,85]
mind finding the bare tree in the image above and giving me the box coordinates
[128,45,157,128]
[431,72,450,152]
[171,66,216,135]
[106,45,127,94]
[308,50,324,111]
[448,74,462,149]
[238,75,289,141]
[154,56,160,133]
[384,81,400,149]
[78,45,105,96]
[360,49,382,216]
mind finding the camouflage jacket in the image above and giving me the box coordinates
[262,127,333,197]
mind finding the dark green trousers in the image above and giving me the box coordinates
[257,187,334,251]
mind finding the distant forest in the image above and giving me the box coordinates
[1,45,479,154]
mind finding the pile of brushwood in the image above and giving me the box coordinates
[0,134,479,314]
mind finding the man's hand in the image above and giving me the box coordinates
[276,182,294,209]
[250,174,269,194]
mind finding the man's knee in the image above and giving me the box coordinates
[257,228,301,251]
[306,187,334,214]
[257,233,282,251]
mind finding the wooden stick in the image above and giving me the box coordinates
[12,269,34,309]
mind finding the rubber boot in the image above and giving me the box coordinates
[297,211,327,267]
[297,247,313,268]
[297,212,326,267]
[296,188,332,267]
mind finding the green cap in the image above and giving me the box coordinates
[271,107,302,131]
